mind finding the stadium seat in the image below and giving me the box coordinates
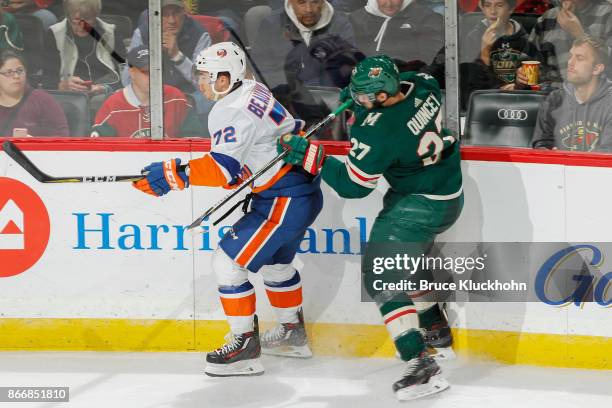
[14,14,46,88]
[46,90,92,137]
[244,5,271,48]
[100,14,134,49]
[305,86,347,141]
[189,14,230,44]
[464,90,548,147]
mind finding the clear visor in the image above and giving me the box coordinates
[350,88,377,106]
[193,68,217,84]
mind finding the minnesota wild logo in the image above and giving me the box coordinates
[491,43,521,84]
[368,67,383,78]
[132,128,152,139]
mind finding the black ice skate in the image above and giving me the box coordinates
[393,352,450,401]
[424,322,456,360]
[204,316,264,377]
[261,308,312,358]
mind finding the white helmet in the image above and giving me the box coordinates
[195,42,246,99]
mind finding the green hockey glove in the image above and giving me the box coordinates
[277,134,325,175]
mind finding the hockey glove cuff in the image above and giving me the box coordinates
[277,134,325,175]
[302,141,325,175]
[132,158,189,197]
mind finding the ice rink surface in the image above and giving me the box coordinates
[0,352,610,408]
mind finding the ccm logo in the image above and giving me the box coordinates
[498,109,528,120]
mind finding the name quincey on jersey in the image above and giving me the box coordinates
[247,83,272,119]
[407,94,441,136]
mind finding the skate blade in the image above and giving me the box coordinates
[395,373,450,401]
[205,358,265,377]
[262,344,313,358]
[427,346,456,360]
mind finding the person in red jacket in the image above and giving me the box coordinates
[91,45,201,138]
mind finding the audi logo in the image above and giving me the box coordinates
[497,109,528,120]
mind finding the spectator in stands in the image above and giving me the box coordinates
[460,0,554,13]
[532,36,612,152]
[0,50,68,136]
[0,7,23,51]
[92,45,200,138]
[517,0,612,87]
[460,0,530,106]
[127,0,211,94]
[251,0,360,123]
[42,0,126,100]
[2,0,57,30]
[349,0,444,69]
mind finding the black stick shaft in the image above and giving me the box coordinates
[2,141,144,183]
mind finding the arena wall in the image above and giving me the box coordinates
[0,140,610,369]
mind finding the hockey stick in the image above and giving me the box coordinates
[1,140,144,183]
[187,99,354,230]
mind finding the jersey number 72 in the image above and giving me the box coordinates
[213,126,236,145]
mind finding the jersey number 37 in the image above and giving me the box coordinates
[417,110,445,167]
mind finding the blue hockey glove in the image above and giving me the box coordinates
[132,158,189,197]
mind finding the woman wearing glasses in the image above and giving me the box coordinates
[0,50,68,136]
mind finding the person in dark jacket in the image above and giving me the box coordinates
[460,0,530,107]
[251,0,361,127]
[126,0,211,94]
[349,0,444,69]
[532,36,612,152]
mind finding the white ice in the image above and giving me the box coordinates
[0,352,610,408]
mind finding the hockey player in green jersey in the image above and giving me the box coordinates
[277,55,463,401]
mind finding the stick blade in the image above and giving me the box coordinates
[2,140,50,182]
[187,208,214,230]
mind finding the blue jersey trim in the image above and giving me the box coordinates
[218,281,254,294]
[211,151,241,178]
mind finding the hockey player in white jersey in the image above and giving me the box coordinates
[132,42,323,377]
